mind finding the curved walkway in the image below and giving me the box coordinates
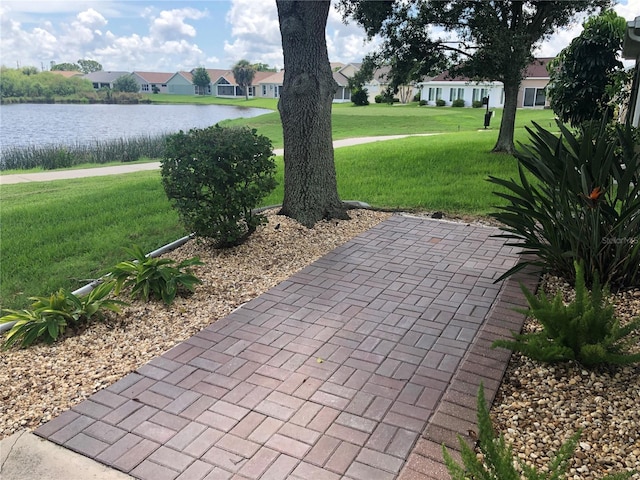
[18,214,537,480]
[0,134,438,185]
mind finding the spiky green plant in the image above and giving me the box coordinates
[493,261,640,367]
[488,119,640,289]
[443,384,634,479]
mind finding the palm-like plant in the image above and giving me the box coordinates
[232,59,256,100]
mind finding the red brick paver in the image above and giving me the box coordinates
[36,215,538,479]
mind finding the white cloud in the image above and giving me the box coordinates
[223,0,378,69]
[535,2,639,58]
[223,0,282,68]
[149,8,207,42]
[0,3,213,71]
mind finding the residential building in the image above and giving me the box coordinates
[418,58,553,108]
[83,71,130,90]
[257,71,284,99]
[166,71,199,95]
[131,72,173,94]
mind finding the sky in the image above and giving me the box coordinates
[0,0,637,73]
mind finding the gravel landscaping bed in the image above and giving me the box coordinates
[1,208,638,479]
[492,275,640,479]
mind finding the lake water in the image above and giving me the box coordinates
[0,103,271,150]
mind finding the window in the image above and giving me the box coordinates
[141,84,149,92]
[428,88,442,101]
[449,88,464,101]
[217,85,234,96]
[523,87,546,107]
[472,88,489,102]
[262,85,267,95]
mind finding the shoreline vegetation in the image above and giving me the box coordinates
[0,96,556,173]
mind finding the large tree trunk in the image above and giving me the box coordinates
[276,0,349,227]
[493,81,520,154]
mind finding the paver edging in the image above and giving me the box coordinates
[399,259,541,479]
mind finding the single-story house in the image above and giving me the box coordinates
[212,70,277,98]
[622,15,640,127]
[257,71,284,99]
[131,72,173,94]
[166,71,201,95]
[333,69,352,102]
[362,65,424,104]
[418,58,553,108]
[83,71,131,90]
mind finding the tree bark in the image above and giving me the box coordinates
[493,81,519,154]
[276,0,349,227]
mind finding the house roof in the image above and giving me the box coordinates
[259,71,284,84]
[133,71,173,83]
[49,70,82,78]
[430,57,553,82]
[524,58,553,78]
[215,69,278,85]
[83,71,130,82]
[206,69,231,83]
[333,71,350,87]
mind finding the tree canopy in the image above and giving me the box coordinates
[77,59,102,74]
[191,67,211,95]
[232,59,256,100]
[51,62,81,72]
[340,0,609,153]
[547,9,627,127]
[113,74,140,93]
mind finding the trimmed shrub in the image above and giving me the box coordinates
[351,88,369,106]
[374,94,384,104]
[488,119,640,289]
[452,98,465,107]
[419,100,427,106]
[472,100,483,108]
[493,261,640,367]
[161,125,277,248]
[436,98,446,107]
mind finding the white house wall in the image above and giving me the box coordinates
[419,82,503,108]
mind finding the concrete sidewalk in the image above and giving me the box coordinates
[0,134,437,185]
[3,214,537,480]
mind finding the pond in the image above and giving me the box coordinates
[0,103,271,150]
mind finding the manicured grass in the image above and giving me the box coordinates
[145,93,279,111]
[1,108,554,311]
[1,172,186,309]
[223,103,557,149]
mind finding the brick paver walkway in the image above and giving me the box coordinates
[35,215,538,480]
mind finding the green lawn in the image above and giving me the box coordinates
[1,107,554,310]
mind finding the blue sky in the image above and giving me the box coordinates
[0,1,636,73]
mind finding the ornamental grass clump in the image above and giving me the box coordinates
[488,119,640,289]
[493,261,640,367]
[443,384,633,479]
[161,124,277,248]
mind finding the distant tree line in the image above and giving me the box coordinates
[0,67,145,104]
